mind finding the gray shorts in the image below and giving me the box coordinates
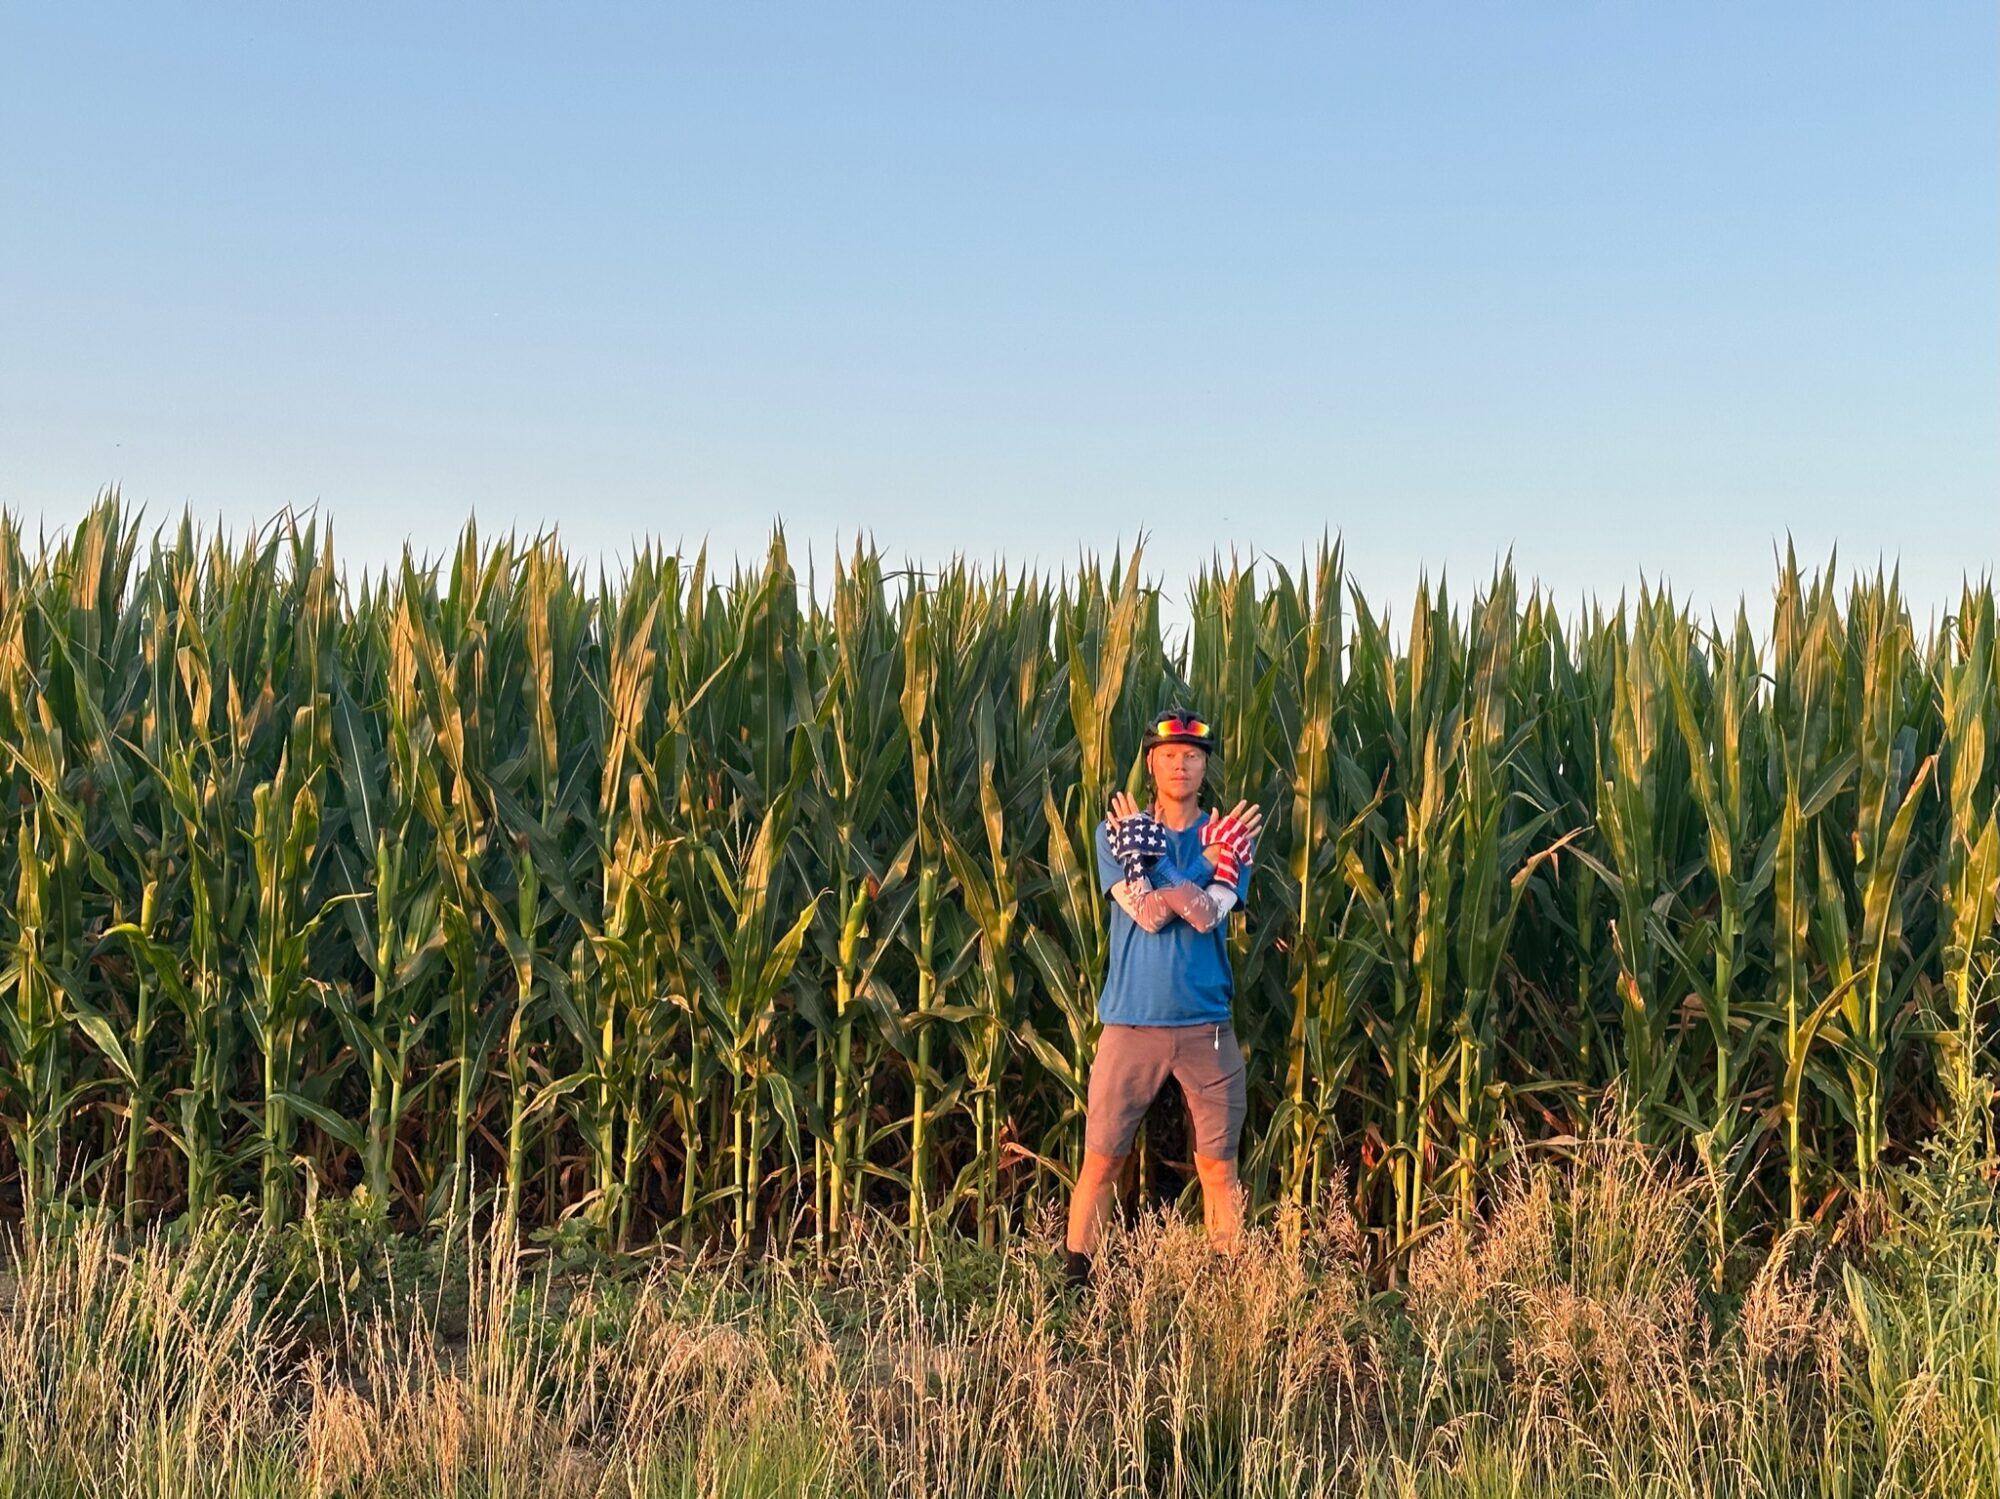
[1084,1021,1247,1162]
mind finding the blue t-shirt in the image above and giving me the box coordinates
[1094,813,1252,1026]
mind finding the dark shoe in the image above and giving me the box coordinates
[1062,1248,1093,1290]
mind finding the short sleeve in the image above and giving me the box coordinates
[1094,819,1124,895]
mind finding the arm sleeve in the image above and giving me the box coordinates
[1094,819,1125,895]
[1154,880,1229,932]
[1190,816,1250,913]
[1109,876,1174,933]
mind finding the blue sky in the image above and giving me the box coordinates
[2,4,1993,623]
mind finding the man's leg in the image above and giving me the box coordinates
[1066,1147,1125,1257]
[1178,1022,1248,1252]
[1193,1153,1244,1253]
[1067,1025,1168,1285]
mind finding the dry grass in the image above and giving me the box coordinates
[0,1116,1992,1497]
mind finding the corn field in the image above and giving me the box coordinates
[0,497,1993,1254]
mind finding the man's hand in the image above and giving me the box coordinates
[1199,800,1263,889]
[1106,790,1145,825]
[1113,794,1264,837]
[1107,804,1169,886]
[1106,794,1173,929]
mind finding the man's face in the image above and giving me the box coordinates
[1149,742,1208,799]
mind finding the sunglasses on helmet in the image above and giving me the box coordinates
[1152,714,1211,739]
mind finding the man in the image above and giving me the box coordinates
[1063,706,1262,1288]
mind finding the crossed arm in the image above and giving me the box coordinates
[1112,876,1234,934]
[1105,792,1262,935]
